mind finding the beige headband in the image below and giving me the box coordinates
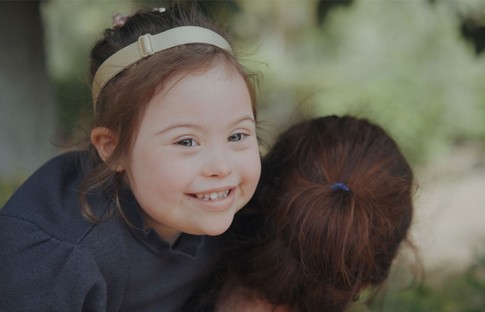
[91,26,232,108]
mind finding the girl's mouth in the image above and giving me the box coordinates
[192,189,231,201]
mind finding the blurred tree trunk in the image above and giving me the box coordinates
[0,1,57,180]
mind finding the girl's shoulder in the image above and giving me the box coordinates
[0,151,111,244]
[0,152,129,309]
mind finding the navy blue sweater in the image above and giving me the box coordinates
[0,152,223,311]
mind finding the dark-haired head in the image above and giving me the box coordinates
[79,4,258,221]
[233,115,414,312]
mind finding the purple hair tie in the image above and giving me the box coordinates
[331,182,350,192]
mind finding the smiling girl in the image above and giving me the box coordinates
[0,5,260,311]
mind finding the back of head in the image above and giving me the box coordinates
[237,115,414,312]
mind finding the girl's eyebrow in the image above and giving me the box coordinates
[154,115,255,136]
[154,123,202,136]
[231,115,256,127]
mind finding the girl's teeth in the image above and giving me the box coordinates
[196,190,229,201]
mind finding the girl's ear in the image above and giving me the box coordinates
[90,127,124,172]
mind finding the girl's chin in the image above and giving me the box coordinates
[200,221,233,237]
[202,227,230,237]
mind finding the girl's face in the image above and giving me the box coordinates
[125,62,261,241]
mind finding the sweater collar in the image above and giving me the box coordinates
[117,188,204,259]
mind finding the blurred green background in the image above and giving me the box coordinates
[1,0,485,310]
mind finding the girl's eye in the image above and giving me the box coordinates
[176,138,198,147]
[228,133,248,142]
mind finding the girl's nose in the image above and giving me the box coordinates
[201,148,232,178]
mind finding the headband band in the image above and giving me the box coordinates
[92,26,232,108]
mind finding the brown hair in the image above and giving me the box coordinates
[79,4,258,221]
[225,115,415,312]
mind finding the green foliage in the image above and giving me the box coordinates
[55,77,92,140]
[313,1,485,164]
